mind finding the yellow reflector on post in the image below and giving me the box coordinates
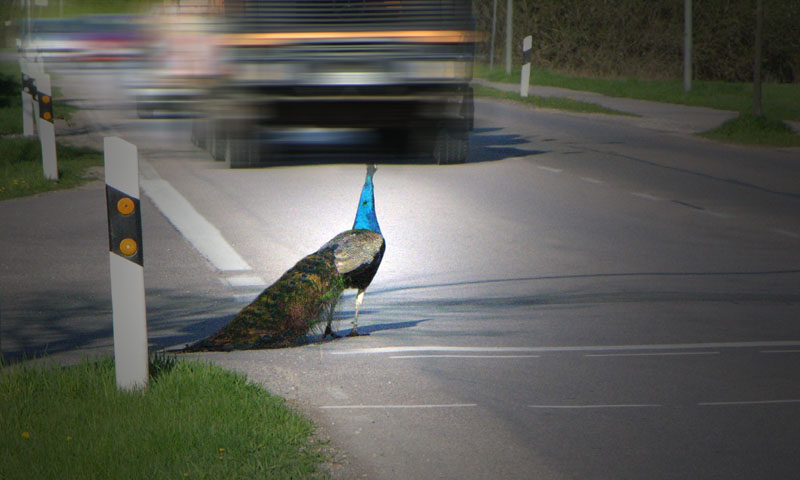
[120,238,138,256]
[117,197,135,215]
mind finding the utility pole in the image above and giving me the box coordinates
[505,0,512,75]
[683,0,692,92]
[490,0,497,69]
[753,0,763,116]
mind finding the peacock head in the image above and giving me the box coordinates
[353,164,381,234]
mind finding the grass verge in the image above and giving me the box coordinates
[1,59,77,135]
[0,355,323,479]
[475,64,800,146]
[472,83,632,116]
[699,114,800,147]
[475,64,800,122]
[0,137,103,201]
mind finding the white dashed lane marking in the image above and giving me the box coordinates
[585,351,720,358]
[528,404,662,410]
[630,192,664,201]
[580,177,605,184]
[536,165,563,174]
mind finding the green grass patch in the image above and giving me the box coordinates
[1,60,77,135]
[699,114,800,147]
[0,137,103,201]
[2,0,160,20]
[1,60,23,135]
[473,83,632,116]
[0,356,323,479]
[475,64,800,122]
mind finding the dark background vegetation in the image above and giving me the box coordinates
[474,0,799,83]
[2,0,798,84]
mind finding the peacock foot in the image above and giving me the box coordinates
[323,326,341,339]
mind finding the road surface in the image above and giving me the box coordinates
[2,68,800,478]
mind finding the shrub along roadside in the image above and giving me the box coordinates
[699,114,800,147]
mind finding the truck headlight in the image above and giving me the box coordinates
[403,60,472,81]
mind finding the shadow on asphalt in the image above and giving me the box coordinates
[0,289,237,365]
[187,126,547,168]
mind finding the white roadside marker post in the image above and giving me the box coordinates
[520,35,532,98]
[33,67,58,180]
[19,58,35,136]
[104,137,149,391]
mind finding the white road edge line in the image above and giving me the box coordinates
[331,341,800,355]
[528,404,661,409]
[320,404,478,410]
[137,159,252,272]
[390,354,541,359]
[761,349,800,354]
[698,399,800,407]
[223,275,266,288]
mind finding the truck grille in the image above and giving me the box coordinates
[224,0,473,32]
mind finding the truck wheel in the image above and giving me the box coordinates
[210,122,226,161]
[224,124,262,168]
[136,98,154,119]
[433,128,469,165]
[191,120,207,149]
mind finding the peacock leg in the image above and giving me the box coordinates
[348,290,369,337]
[323,306,340,339]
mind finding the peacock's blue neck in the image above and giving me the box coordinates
[353,171,381,234]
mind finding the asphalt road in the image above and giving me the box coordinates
[3,68,800,478]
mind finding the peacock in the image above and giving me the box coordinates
[184,164,385,351]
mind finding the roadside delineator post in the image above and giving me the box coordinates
[520,35,532,98]
[19,58,35,136]
[23,59,58,180]
[33,67,58,180]
[104,136,149,391]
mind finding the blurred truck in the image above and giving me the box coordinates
[193,0,478,167]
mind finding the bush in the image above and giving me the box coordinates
[474,0,800,83]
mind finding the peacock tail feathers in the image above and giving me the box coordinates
[184,248,344,351]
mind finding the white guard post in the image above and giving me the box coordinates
[37,71,58,180]
[19,58,35,136]
[28,61,58,180]
[104,137,149,390]
[520,35,532,98]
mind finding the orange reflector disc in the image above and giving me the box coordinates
[117,197,135,215]
[120,238,138,256]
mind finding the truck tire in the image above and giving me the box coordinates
[210,122,226,162]
[191,120,207,149]
[433,128,469,165]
